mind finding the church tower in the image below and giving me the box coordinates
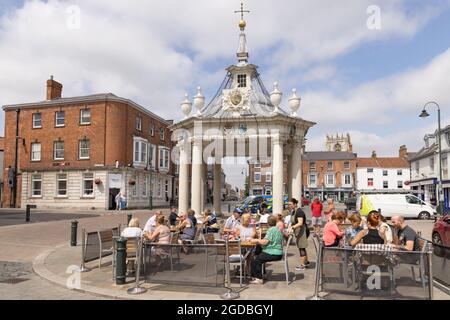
[326,133,353,152]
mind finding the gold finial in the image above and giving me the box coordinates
[235,2,250,31]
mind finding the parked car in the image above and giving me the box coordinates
[345,197,357,211]
[432,214,450,255]
[357,193,436,219]
[237,195,289,213]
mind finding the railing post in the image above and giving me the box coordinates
[427,250,434,300]
[220,237,239,300]
[116,237,127,285]
[127,238,147,294]
[25,204,31,222]
[70,220,78,246]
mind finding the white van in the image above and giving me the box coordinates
[357,193,436,219]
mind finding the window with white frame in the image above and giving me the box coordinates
[79,139,90,159]
[149,123,155,136]
[415,161,419,174]
[397,169,403,176]
[254,172,261,182]
[368,178,374,187]
[148,144,156,169]
[237,74,247,88]
[326,174,335,186]
[136,116,142,131]
[266,172,272,182]
[57,174,67,196]
[265,188,272,196]
[367,168,374,173]
[309,162,316,171]
[383,170,388,176]
[344,162,350,170]
[309,174,317,186]
[446,132,450,147]
[80,109,91,125]
[131,176,137,197]
[31,174,42,197]
[55,111,65,127]
[383,181,389,189]
[142,175,148,197]
[165,179,169,199]
[327,162,333,170]
[254,161,261,169]
[32,113,42,128]
[82,173,94,196]
[344,174,351,185]
[159,147,170,171]
[430,157,435,171]
[397,181,403,189]
[31,143,41,161]
[157,178,162,197]
[133,137,148,164]
[53,141,64,160]
[159,128,165,141]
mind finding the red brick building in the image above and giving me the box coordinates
[2,77,175,209]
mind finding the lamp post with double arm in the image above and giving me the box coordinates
[419,101,444,216]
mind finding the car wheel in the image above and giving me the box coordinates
[418,211,430,220]
[432,233,444,257]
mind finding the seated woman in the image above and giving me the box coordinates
[249,215,285,284]
[120,218,143,274]
[378,214,393,244]
[323,212,345,247]
[351,211,386,246]
[176,212,196,242]
[203,209,220,233]
[121,218,143,238]
[345,214,363,245]
[187,209,197,228]
[145,215,171,260]
[234,213,257,240]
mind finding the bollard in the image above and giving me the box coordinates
[25,204,31,222]
[70,220,78,246]
[116,237,127,285]
[127,214,132,226]
[228,204,231,213]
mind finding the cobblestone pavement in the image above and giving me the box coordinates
[0,209,165,299]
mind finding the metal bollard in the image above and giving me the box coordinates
[116,237,127,285]
[26,204,31,222]
[127,214,132,226]
[70,220,78,246]
[228,204,231,213]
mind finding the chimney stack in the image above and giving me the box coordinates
[371,150,377,158]
[46,76,62,100]
[399,145,408,159]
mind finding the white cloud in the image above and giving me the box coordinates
[0,0,444,133]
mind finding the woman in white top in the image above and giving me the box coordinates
[121,218,143,238]
[378,214,393,244]
[235,214,256,240]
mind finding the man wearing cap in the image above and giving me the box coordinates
[223,208,242,234]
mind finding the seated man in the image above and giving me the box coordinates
[223,209,242,237]
[391,215,420,251]
[143,210,164,234]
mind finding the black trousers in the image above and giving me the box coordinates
[251,252,282,279]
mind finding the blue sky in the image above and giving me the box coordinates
[0,0,449,188]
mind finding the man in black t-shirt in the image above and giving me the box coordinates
[391,215,420,251]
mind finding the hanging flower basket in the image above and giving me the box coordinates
[128,179,136,186]
[94,178,102,185]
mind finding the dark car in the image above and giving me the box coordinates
[345,197,357,211]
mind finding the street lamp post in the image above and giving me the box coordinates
[419,102,444,216]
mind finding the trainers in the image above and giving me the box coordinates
[249,278,264,285]
[295,265,306,271]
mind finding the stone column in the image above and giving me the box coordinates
[291,143,302,202]
[287,155,293,199]
[191,139,203,219]
[272,137,284,214]
[214,163,222,215]
[178,145,190,215]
